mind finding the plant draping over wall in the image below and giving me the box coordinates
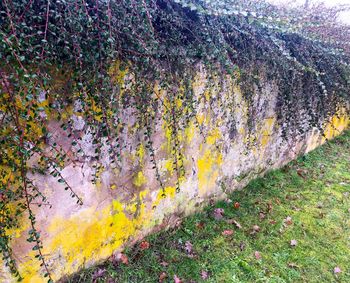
[0,0,349,281]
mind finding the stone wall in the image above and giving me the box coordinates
[1,64,349,282]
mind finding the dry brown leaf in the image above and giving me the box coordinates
[174,275,182,283]
[159,272,167,282]
[267,202,273,213]
[259,212,266,220]
[213,208,225,220]
[196,222,205,229]
[288,262,299,268]
[201,270,209,280]
[252,225,260,232]
[239,241,246,251]
[226,219,242,229]
[254,251,261,260]
[284,216,293,225]
[185,241,193,254]
[114,252,129,265]
[160,261,169,267]
[140,240,150,250]
[222,229,234,236]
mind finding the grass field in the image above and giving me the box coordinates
[69,131,350,283]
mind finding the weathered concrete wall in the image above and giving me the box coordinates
[1,64,349,282]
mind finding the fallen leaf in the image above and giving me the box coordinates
[196,222,205,229]
[114,252,128,265]
[160,261,169,267]
[290,239,298,247]
[185,241,193,254]
[213,208,224,220]
[296,168,307,179]
[92,268,106,281]
[250,224,260,235]
[284,216,293,225]
[269,220,277,225]
[201,270,209,280]
[334,266,341,274]
[288,262,299,268]
[252,225,260,232]
[159,272,167,282]
[226,218,242,229]
[222,229,234,236]
[267,201,273,213]
[234,202,240,209]
[254,251,261,260]
[140,240,150,250]
[259,212,266,220]
[239,241,246,251]
[174,275,182,283]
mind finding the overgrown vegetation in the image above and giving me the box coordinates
[0,0,349,281]
[70,130,350,283]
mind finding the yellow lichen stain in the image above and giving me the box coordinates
[91,99,103,122]
[133,171,147,187]
[18,192,150,282]
[125,190,149,215]
[61,105,74,120]
[306,109,349,153]
[164,159,174,174]
[17,252,43,283]
[323,112,349,141]
[204,89,210,101]
[197,149,222,196]
[153,186,176,207]
[108,60,128,86]
[184,121,196,143]
[136,143,145,164]
[175,97,183,108]
[163,123,173,153]
[196,113,205,126]
[206,128,222,145]
[259,117,276,148]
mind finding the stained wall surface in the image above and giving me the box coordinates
[1,64,349,282]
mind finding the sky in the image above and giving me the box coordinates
[268,0,350,24]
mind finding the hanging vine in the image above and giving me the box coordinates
[0,0,349,281]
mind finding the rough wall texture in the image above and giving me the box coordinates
[1,64,349,282]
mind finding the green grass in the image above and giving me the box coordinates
[68,131,350,283]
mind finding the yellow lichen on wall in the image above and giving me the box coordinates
[17,193,150,282]
[136,143,145,164]
[184,121,196,143]
[133,171,147,187]
[259,117,276,148]
[108,60,128,86]
[306,110,349,153]
[206,128,222,145]
[197,148,222,197]
[323,112,349,141]
[153,186,176,208]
